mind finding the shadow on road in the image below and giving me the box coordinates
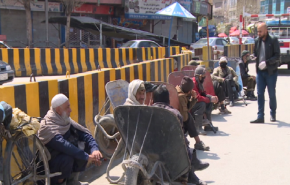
[79,157,122,183]
[196,151,220,160]
[265,120,290,128]
[206,130,230,137]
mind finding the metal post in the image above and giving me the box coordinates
[100,23,102,48]
[45,0,49,46]
[206,17,210,61]
[168,18,173,57]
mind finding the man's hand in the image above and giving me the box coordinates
[91,150,103,166]
[88,155,97,165]
[191,90,197,99]
[211,96,219,103]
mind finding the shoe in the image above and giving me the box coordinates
[188,171,207,185]
[270,115,276,122]
[250,118,264,124]
[204,125,219,132]
[229,101,234,107]
[219,108,231,114]
[191,149,210,171]
[202,119,210,126]
[194,141,210,151]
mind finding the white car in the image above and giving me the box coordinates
[121,40,161,48]
[229,37,239,45]
[242,37,255,44]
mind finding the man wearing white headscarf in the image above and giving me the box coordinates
[38,94,103,185]
[124,79,146,105]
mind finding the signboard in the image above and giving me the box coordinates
[112,17,148,28]
[192,1,212,18]
[287,7,290,13]
[0,0,61,12]
[124,0,175,20]
[78,0,122,4]
[73,4,114,15]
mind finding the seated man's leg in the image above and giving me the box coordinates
[185,113,209,151]
[245,76,257,100]
[224,76,235,106]
[190,102,206,135]
[49,154,74,184]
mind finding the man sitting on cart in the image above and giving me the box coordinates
[211,57,239,107]
[176,76,210,151]
[124,79,146,105]
[191,66,219,135]
[38,94,103,185]
[239,50,257,100]
[152,85,208,185]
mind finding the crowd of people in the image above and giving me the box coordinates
[0,22,279,185]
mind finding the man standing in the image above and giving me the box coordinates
[239,50,257,100]
[38,94,103,185]
[250,22,280,123]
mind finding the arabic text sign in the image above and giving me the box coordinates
[0,0,61,12]
[125,0,176,15]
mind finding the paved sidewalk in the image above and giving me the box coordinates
[86,64,290,185]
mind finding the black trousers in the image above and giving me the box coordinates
[213,81,226,102]
[190,102,213,129]
[183,112,199,138]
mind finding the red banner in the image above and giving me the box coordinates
[73,4,114,15]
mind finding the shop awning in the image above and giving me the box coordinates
[46,16,190,47]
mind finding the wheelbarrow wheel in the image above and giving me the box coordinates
[95,114,120,159]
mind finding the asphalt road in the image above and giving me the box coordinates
[82,63,290,185]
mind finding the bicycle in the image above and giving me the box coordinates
[0,111,60,185]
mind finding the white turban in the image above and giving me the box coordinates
[219,57,228,64]
[51,94,69,109]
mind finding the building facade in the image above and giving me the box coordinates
[260,0,290,14]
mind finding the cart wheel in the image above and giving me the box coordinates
[95,114,120,159]
[3,133,51,185]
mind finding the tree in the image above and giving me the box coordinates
[18,0,33,48]
[236,0,260,26]
[61,0,83,48]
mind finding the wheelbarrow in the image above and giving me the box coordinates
[112,106,191,185]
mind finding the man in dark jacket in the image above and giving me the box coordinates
[250,22,280,123]
[152,85,208,185]
[239,50,257,100]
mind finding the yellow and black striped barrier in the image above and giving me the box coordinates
[0,46,180,77]
[0,53,185,132]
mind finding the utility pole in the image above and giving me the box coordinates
[45,0,49,46]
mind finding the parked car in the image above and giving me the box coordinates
[190,37,230,51]
[242,37,255,44]
[0,60,14,85]
[229,37,239,45]
[0,41,12,49]
[121,40,161,48]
